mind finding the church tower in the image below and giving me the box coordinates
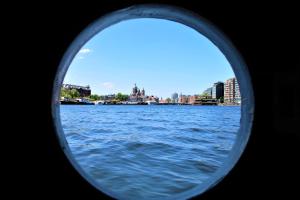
[141,88,145,96]
[132,83,138,95]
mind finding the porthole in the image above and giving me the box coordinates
[52,4,254,200]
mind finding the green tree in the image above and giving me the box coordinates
[115,93,129,101]
[61,88,71,98]
[219,96,224,103]
[116,93,123,101]
[60,88,80,99]
[70,89,80,98]
[166,98,172,103]
[202,92,209,97]
[90,94,100,101]
[122,94,129,101]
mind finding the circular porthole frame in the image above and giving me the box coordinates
[52,4,255,200]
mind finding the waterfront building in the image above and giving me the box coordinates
[179,94,189,104]
[224,77,241,104]
[193,97,218,105]
[235,80,241,104]
[188,95,198,104]
[171,93,179,103]
[203,87,212,97]
[178,94,198,104]
[224,78,235,103]
[212,82,224,100]
[102,94,115,101]
[62,84,91,97]
[159,97,166,104]
[129,84,146,102]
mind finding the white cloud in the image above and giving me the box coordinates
[76,48,92,59]
[79,48,92,54]
[101,82,114,89]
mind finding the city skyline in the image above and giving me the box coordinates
[63,18,235,99]
[62,80,233,100]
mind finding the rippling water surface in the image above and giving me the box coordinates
[60,105,240,199]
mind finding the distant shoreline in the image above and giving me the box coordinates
[60,103,241,106]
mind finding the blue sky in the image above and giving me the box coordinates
[64,18,235,99]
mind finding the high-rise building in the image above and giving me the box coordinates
[224,77,241,104]
[212,82,224,99]
[224,78,235,103]
[235,80,241,104]
[203,87,212,97]
[171,92,179,103]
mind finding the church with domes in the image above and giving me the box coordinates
[129,83,146,102]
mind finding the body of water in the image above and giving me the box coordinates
[60,105,240,199]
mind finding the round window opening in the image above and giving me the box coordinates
[52,4,254,200]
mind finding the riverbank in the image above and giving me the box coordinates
[60,101,94,105]
[60,102,240,106]
[60,100,240,106]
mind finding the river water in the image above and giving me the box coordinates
[60,105,240,199]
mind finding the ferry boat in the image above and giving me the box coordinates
[146,100,158,105]
[60,97,94,105]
